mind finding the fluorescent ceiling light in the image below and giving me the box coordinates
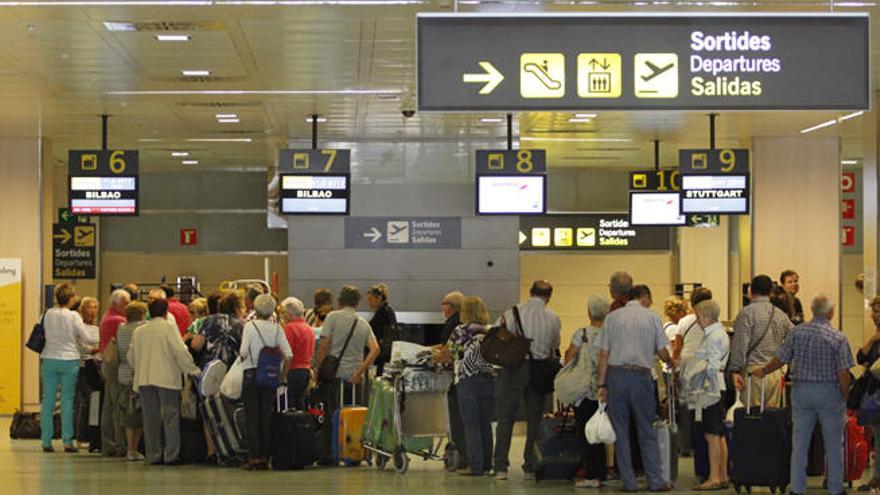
[182,160,199,165]
[575,113,597,118]
[215,113,238,119]
[218,118,240,123]
[842,159,859,165]
[521,136,631,143]
[171,151,189,157]
[306,117,328,123]
[156,34,191,42]
[835,2,876,6]
[480,118,503,123]
[103,21,137,31]
[568,118,592,123]
[182,70,211,77]
[799,119,837,134]
[0,0,425,4]
[186,138,252,143]
[138,138,161,142]
[839,111,865,122]
[106,89,402,96]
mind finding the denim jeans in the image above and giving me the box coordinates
[791,382,845,495]
[457,375,494,475]
[41,358,80,447]
[606,367,665,491]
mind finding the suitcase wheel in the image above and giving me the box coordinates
[733,484,741,494]
[393,447,409,474]
[376,454,388,471]
[443,445,460,472]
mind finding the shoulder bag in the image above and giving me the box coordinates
[480,306,531,369]
[317,318,358,383]
[520,306,561,395]
[25,312,47,354]
[554,328,596,404]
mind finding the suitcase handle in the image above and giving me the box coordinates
[745,373,766,414]
[277,385,288,412]
[666,371,676,426]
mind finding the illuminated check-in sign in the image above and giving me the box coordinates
[417,14,868,111]
[68,150,139,215]
[681,174,750,214]
[280,174,350,215]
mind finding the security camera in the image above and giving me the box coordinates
[401,109,416,118]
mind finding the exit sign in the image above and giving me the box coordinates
[180,229,198,246]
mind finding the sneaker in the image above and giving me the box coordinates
[523,472,536,481]
[42,446,54,453]
[493,471,509,481]
[127,453,146,462]
[575,479,602,489]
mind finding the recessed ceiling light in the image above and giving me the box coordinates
[568,118,592,123]
[306,117,328,123]
[218,118,240,123]
[842,159,859,165]
[575,113,597,118]
[182,160,199,165]
[186,138,252,143]
[102,21,137,31]
[105,89,401,96]
[156,34,191,42]
[215,113,238,119]
[182,70,211,77]
[171,151,189,157]
[520,136,632,143]
[480,118,503,123]
[138,138,161,142]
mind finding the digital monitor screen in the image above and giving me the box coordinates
[69,176,138,215]
[681,174,750,214]
[477,175,546,215]
[629,192,686,226]
[280,174,350,215]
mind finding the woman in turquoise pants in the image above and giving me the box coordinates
[40,284,98,452]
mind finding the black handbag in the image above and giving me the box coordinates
[848,371,872,411]
[317,319,358,383]
[508,305,561,394]
[25,312,46,354]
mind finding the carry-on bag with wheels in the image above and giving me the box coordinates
[271,387,317,470]
[654,373,679,484]
[534,407,582,482]
[331,382,367,465]
[730,375,791,494]
[202,393,247,465]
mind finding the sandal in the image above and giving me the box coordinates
[694,482,725,491]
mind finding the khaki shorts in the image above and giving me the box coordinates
[745,365,784,408]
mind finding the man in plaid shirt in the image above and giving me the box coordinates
[754,294,854,495]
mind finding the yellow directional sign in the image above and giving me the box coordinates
[634,53,679,99]
[577,53,621,98]
[74,226,96,247]
[531,227,551,247]
[520,53,565,99]
[462,61,505,95]
[53,228,71,245]
[577,227,596,247]
[554,228,573,247]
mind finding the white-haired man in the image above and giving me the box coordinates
[754,294,854,495]
[99,288,130,457]
[281,296,315,409]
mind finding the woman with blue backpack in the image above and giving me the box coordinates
[239,294,292,471]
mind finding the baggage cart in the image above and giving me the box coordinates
[362,366,457,474]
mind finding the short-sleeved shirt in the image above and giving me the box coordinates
[99,309,126,353]
[284,318,316,370]
[597,301,668,369]
[501,298,562,360]
[198,314,244,368]
[322,307,377,380]
[239,319,293,371]
[776,318,855,383]
[117,320,145,385]
[676,314,704,361]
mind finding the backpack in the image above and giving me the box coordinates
[251,322,284,388]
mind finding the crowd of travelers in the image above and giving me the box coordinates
[31,268,879,494]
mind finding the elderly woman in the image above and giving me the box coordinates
[192,291,245,368]
[41,284,99,452]
[116,302,148,461]
[564,295,610,489]
[75,296,102,451]
[239,294,293,470]
[184,297,209,339]
[281,297,315,410]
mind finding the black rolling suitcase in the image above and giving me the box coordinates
[202,394,247,466]
[534,408,582,481]
[180,417,208,463]
[730,376,791,494]
[271,388,317,470]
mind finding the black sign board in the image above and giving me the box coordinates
[345,217,462,249]
[68,150,139,216]
[418,14,869,111]
[476,150,547,174]
[52,221,96,279]
[279,174,350,215]
[279,149,351,173]
[681,174,751,214]
[519,214,672,251]
[679,148,749,174]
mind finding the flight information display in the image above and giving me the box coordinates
[68,150,139,215]
[477,175,546,215]
[681,174,750,214]
[280,174,350,215]
[630,192,686,226]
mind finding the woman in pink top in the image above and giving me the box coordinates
[281,297,316,410]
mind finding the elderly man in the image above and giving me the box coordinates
[609,271,633,312]
[753,295,854,495]
[597,271,674,492]
[728,275,794,407]
[99,288,130,457]
[493,280,562,481]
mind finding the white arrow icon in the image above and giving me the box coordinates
[363,227,382,243]
[463,61,505,95]
[519,231,527,245]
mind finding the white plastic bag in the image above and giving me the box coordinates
[585,401,616,445]
[725,390,745,425]
[220,356,244,400]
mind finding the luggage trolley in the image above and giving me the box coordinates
[362,366,457,474]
